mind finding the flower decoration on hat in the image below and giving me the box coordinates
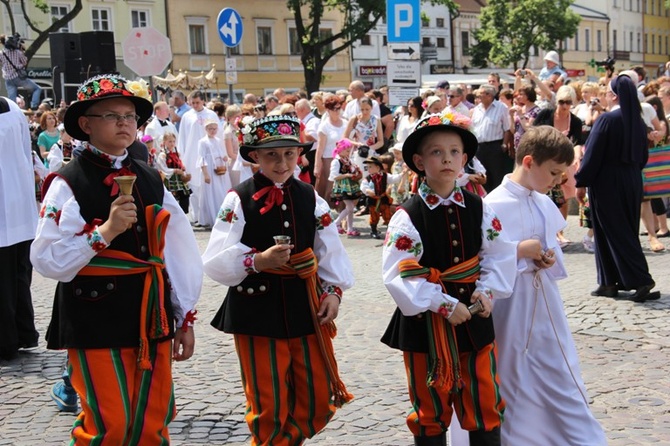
[241,115,302,146]
[414,110,473,133]
[126,78,151,100]
[76,75,150,102]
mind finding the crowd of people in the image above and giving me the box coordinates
[1,52,667,445]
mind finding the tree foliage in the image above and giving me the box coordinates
[0,0,83,62]
[288,0,458,93]
[471,0,581,69]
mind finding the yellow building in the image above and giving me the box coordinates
[643,0,670,77]
[166,0,351,99]
[561,4,610,80]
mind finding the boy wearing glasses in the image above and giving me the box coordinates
[31,74,203,445]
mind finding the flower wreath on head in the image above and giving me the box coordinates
[416,111,473,133]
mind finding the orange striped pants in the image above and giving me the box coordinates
[404,342,505,437]
[234,334,336,446]
[67,341,175,446]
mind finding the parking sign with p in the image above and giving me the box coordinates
[386,0,420,43]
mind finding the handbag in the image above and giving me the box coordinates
[642,144,670,199]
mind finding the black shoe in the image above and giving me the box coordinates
[414,433,447,446]
[629,282,657,302]
[590,285,618,297]
[371,231,382,239]
[469,427,501,446]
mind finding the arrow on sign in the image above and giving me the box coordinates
[220,13,239,43]
[392,46,416,56]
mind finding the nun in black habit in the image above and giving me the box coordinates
[575,74,659,302]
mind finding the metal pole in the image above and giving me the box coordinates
[227,46,234,104]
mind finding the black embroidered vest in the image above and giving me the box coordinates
[381,190,495,353]
[44,150,174,349]
[211,173,318,338]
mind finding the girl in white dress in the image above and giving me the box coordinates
[197,120,231,227]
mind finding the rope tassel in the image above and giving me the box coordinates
[78,204,171,370]
[269,249,354,407]
[399,256,481,393]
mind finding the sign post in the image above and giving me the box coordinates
[217,8,243,104]
[386,0,421,106]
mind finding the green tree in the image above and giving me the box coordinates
[471,0,581,69]
[1,0,83,62]
[288,0,458,93]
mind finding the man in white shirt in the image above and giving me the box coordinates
[471,84,514,192]
[445,87,470,116]
[144,101,178,149]
[343,80,380,119]
[0,96,39,359]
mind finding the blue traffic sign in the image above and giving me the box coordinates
[217,8,243,48]
[386,0,420,43]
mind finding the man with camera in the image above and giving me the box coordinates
[0,33,41,110]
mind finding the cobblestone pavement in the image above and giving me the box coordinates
[1,215,669,445]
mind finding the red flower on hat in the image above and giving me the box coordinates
[427,116,441,126]
[277,123,292,135]
[256,128,267,141]
[99,78,114,91]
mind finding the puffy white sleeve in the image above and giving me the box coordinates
[475,202,518,300]
[155,152,176,178]
[313,192,354,293]
[30,177,110,281]
[382,208,460,317]
[162,188,203,325]
[196,139,208,168]
[47,144,64,173]
[201,191,254,286]
[328,158,342,182]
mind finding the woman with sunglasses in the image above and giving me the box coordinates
[533,85,583,247]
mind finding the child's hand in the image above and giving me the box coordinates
[533,248,556,269]
[254,244,293,271]
[517,239,544,261]
[318,295,340,325]
[204,175,211,184]
[471,291,492,318]
[99,195,137,240]
[447,302,471,325]
[173,326,195,361]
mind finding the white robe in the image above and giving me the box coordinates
[176,107,218,220]
[485,176,606,446]
[196,136,230,227]
[0,98,38,247]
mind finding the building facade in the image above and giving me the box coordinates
[166,0,351,99]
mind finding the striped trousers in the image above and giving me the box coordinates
[404,342,505,437]
[234,334,336,446]
[67,341,175,446]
